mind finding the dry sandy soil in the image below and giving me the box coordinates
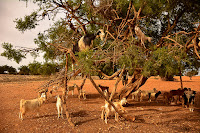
[0,74,200,133]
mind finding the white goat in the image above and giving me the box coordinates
[101,92,127,124]
[19,93,46,120]
[131,89,141,101]
[56,95,64,119]
[140,88,157,102]
[135,26,152,48]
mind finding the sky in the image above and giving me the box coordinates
[0,0,52,70]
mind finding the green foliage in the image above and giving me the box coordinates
[18,62,59,75]
[39,62,58,75]
[185,70,198,79]
[143,46,190,80]
[28,61,42,75]
[34,20,73,61]
[1,43,26,64]
[0,65,17,74]
[98,61,118,77]
[7,66,17,74]
[2,0,199,79]
[118,45,146,72]
[14,12,38,32]
[0,66,4,74]
[18,65,30,75]
[77,50,98,75]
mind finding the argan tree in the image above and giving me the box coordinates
[1,0,200,122]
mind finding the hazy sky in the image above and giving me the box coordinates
[0,0,52,69]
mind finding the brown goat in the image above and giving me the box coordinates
[98,84,109,93]
[169,88,188,104]
[163,92,173,105]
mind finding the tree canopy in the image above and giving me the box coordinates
[1,0,200,80]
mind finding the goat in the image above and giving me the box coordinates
[102,98,127,124]
[98,84,109,93]
[163,92,173,105]
[122,70,128,86]
[78,89,86,100]
[182,90,196,112]
[74,83,86,100]
[101,90,127,124]
[131,89,141,101]
[38,88,48,99]
[169,87,188,104]
[56,95,64,118]
[77,29,105,52]
[49,84,61,98]
[19,93,46,120]
[66,84,76,98]
[72,29,105,70]
[135,26,152,48]
[140,88,157,102]
[148,91,161,102]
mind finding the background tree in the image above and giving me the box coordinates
[28,61,42,75]
[185,70,198,80]
[0,65,17,74]
[40,62,60,75]
[0,66,5,74]
[18,65,30,75]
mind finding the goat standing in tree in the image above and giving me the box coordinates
[71,29,105,70]
[135,26,152,49]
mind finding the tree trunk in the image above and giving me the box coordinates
[118,69,148,99]
[64,52,75,127]
[63,53,68,103]
[179,67,183,89]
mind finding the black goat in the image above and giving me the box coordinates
[182,90,196,112]
[72,29,105,70]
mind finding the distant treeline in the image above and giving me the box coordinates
[0,61,61,75]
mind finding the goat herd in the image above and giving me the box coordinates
[18,82,197,125]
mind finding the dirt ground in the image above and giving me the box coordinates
[0,75,200,133]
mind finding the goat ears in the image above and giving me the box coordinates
[96,30,101,35]
[96,29,104,35]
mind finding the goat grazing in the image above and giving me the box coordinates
[19,93,46,120]
[56,95,64,118]
[182,90,196,112]
[101,90,127,124]
[102,98,127,124]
